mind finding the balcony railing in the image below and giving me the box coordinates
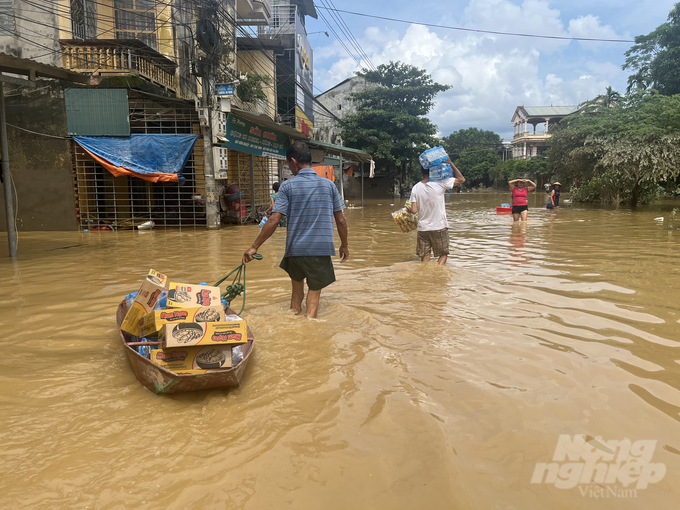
[513,132,551,140]
[60,39,178,94]
[231,96,275,119]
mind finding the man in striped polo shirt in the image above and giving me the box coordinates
[243,141,349,318]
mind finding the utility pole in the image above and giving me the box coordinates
[0,81,17,257]
[202,77,220,230]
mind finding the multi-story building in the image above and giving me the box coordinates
[257,0,316,136]
[510,105,578,159]
[0,0,308,231]
[313,76,376,145]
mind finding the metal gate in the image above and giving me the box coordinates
[235,152,272,223]
[72,91,207,229]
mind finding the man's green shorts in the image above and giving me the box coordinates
[279,256,336,291]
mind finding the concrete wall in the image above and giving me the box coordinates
[314,76,376,144]
[0,0,63,67]
[339,174,393,201]
[0,81,78,231]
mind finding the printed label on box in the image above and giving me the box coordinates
[120,269,168,336]
[167,282,221,308]
[150,345,233,371]
[159,320,248,348]
[138,305,224,337]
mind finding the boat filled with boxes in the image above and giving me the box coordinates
[116,269,255,394]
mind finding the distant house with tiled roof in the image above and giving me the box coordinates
[511,105,579,159]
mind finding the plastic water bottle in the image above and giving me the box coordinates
[232,345,244,366]
[429,163,452,181]
[138,337,151,359]
[259,216,268,228]
[125,292,138,308]
[419,146,449,169]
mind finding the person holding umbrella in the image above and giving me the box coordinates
[508,178,537,221]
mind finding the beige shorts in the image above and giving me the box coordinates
[416,229,450,258]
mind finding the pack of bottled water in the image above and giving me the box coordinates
[429,163,453,181]
[419,146,449,169]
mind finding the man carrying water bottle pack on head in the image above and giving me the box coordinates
[406,147,465,265]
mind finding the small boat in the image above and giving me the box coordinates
[116,300,254,394]
[496,206,512,214]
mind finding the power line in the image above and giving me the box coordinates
[316,0,376,71]
[316,6,636,43]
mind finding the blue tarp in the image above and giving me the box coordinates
[73,134,199,185]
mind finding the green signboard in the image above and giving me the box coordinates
[223,114,290,159]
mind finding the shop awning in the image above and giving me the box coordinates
[305,140,373,163]
[73,134,199,184]
[222,111,307,159]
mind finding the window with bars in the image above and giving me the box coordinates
[72,92,207,229]
[114,0,157,49]
[71,0,97,39]
[0,0,15,34]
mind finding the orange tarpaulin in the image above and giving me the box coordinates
[343,165,353,177]
[82,148,180,183]
[311,165,335,182]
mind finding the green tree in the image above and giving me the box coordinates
[623,3,680,95]
[549,90,680,206]
[603,86,621,107]
[441,127,503,187]
[340,62,450,181]
[237,72,272,103]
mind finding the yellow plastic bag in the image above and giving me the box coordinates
[392,204,418,233]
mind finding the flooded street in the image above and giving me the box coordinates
[1,192,680,509]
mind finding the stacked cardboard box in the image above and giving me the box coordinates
[120,269,168,337]
[122,270,249,374]
[137,305,224,337]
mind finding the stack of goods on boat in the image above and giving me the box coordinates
[120,270,248,374]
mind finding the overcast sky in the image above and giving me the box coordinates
[306,0,678,141]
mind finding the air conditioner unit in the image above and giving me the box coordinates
[213,147,229,180]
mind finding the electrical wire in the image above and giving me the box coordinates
[7,123,72,139]
[10,1,382,146]
[317,0,376,71]
[316,6,636,43]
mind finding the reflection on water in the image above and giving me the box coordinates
[1,193,680,509]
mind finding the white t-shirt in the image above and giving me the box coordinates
[409,177,457,231]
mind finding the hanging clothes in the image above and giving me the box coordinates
[311,165,335,182]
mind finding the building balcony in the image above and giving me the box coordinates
[512,132,551,141]
[60,39,178,94]
[237,0,271,26]
[231,96,275,119]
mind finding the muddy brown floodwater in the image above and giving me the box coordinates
[1,192,680,509]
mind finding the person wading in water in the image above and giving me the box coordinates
[242,142,349,318]
[508,178,537,222]
[406,158,465,265]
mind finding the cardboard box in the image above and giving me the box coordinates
[159,320,248,348]
[150,345,233,372]
[137,305,224,337]
[120,269,168,336]
[167,282,221,308]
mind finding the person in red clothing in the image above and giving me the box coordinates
[508,178,537,222]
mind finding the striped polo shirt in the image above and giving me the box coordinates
[273,167,345,256]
